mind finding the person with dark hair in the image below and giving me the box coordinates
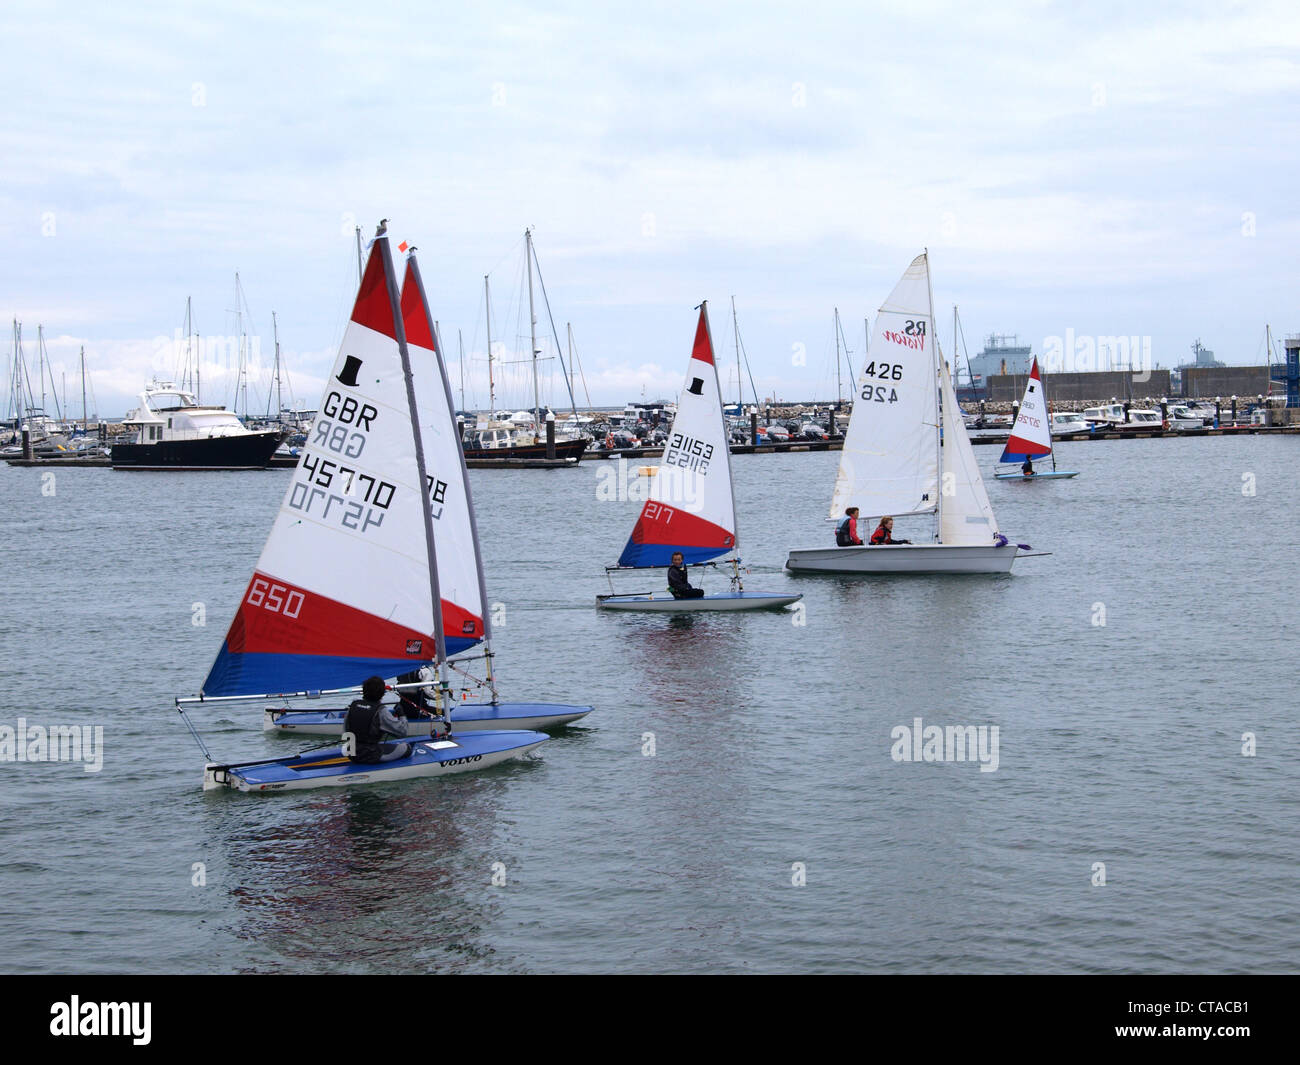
[869,516,911,545]
[1021,458,1035,477]
[667,551,705,599]
[343,675,411,763]
[835,506,863,546]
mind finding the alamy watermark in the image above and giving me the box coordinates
[595,457,704,511]
[890,716,999,772]
[0,719,104,772]
[1041,329,1153,381]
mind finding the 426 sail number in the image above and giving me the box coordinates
[860,361,902,404]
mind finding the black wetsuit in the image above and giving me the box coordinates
[667,563,705,599]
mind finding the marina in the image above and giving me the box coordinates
[4,1,1299,1018]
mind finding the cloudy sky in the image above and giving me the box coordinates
[2,0,1297,418]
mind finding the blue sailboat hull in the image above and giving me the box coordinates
[265,701,593,735]
[204,730,549,792]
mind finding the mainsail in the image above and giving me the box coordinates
[829,252,939,521]
[938,352,1000,544]
[617,305,737,566]
[401,253,486,656]
[203,234,441,696]
[998,357,1053,464]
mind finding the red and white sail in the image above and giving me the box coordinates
[618,305,737,567]
[401,254,486,655]
[998,358,1053,463]
[203,234,440,696]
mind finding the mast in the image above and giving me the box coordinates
[526,227,541,441]
[458,329,465,413]
[834,307,842,405]
[923,249,942,544]
[732,296,741,411]
[381,230,450,694]
[38,325,45,415]
[355,226,363,285]
[272,311,282,421]
[80,347,87,431]
[702,300,742,566]
[429,313,498,703]
[484,275,496,413]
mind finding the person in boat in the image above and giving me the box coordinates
[869,516,911,545]
[344,676,411,763]
[667,551,705,599]
[1021,458,1035,477]
[835,507,864,547]
[394,666,452,736]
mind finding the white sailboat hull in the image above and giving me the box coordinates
[785,543,1017,574]
[596,590,802,612]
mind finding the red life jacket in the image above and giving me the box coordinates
[870,523,890,545]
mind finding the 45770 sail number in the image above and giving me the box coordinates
[860,361,904,404]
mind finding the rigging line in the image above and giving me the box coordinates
[734,319,760,411]
[528,240,579,418]
[568,325,593,410]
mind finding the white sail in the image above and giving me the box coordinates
[203,235,440,696]
[829,253,939,521]
[938,354,1000,545]
[617,305,736,567]
[998,357,1053,463]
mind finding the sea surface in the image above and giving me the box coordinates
[1,435,1297,973]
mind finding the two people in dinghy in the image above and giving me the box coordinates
[343,676,414,763]
[667,551,705,599]
[835,508,911,546]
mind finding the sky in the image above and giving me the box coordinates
[2,0,1298,418]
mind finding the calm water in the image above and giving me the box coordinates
[1,435,1297,973]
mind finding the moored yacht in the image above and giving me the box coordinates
[111,381,283,469]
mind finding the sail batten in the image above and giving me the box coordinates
[202,233,444,698]
[617,305,737,568]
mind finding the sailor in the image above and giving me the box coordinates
[667,551,705,599]
[835,506,863,546]
[1021,458,1035,477]
[343,676,411,763]
[869,516,911,545]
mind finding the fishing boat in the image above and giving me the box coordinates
[265,248,593,737]
[598,303,801,611]
[785,252,1034,575]
[993,358,1079,480]
[176,224,550,791]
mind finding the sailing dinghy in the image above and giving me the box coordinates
[265,250,592,737]
[993,358,1079,480]
[786,252,1034,575]
[597,303,801,611]
[176,225,549,791]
